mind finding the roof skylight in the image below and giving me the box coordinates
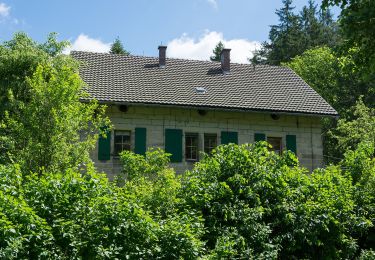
[195,87,207,94]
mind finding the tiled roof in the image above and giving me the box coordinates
[72,51,338,116]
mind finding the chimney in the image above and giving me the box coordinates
[220,48,231,74]
[158,45,167,68]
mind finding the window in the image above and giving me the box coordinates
[267,137,282,155]
[114,130,131,156]
[185,133,199,161]
[204,133,217,154]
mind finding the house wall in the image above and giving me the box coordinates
[91,104,324,179]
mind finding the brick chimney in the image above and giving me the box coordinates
[158,45,167,68]
[220,48,231,74]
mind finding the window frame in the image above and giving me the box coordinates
[185,133,199,161]
[267,136,283,155]
[113,130,131,157]
[204,133,217,154]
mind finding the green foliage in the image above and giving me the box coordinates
[120,148,205,257]
[0,32,109,174]
[285,46,374,163]
[1,143,374,258]
[210,41,224,62]
[110,37,130,55]
[340,142,375,250]
[120,147,171,180]
[332,99,375,155]
[323,0,375,76]
[0,163,204,259]
[284,47,340,109]
[251,0,338,65]
[180,143,368,258]
[0,165,58,259]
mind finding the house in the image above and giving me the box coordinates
[72,46,338,178]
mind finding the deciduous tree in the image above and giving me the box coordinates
[0,32,108,174]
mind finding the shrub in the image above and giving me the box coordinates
[180,143,366,258]
[0,163,204,259]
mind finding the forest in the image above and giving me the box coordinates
[0,0,374,258]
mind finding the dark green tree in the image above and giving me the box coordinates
[210,41,224,62]
[110,37,130,55]
[251,0,339,65]
[251,0,303,65]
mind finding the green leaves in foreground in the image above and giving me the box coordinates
[181,143,372,258]
[0,142,374,258]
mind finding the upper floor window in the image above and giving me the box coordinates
[185,133,199,161]
[204,133,217,154]
[114,130,131,156]
[267,136,282,155]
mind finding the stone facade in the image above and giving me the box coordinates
[91,104,324,179]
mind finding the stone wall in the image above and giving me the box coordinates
[90,104,324,179]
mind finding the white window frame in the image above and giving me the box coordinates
[185,133,199,161]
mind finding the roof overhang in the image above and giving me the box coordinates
[81,98,339,118]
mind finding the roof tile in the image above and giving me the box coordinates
[72,51,338,116]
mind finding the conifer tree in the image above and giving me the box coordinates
[210,41,224,61]
[251,0,339,65]
[110,37,130,55]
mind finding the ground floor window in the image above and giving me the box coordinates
[185,133,199,161]
[114,130,131,156]
[204,133,217,154]
[267,136,282,155]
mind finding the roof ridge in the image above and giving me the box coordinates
[70,50,279,68]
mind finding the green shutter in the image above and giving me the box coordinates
[135,128,147,155]
[98,128,111,160]
[165,129,183,162]
[286,135,297,154]
[221,131,238,144]
[254,133,266,142]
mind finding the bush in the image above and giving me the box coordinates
[0,163,204,259]
[180,143,367,258]
[340,142,375,251]
[1,143,374,258]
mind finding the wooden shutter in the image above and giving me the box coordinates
[254,133,266,142]
[135,128,147,155]
[286,135,297,154]
[165,129,183,162]
[98,128,111,160]
[221,131,238,144]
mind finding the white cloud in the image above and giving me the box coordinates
[65,34,111,54]
[0,3,10,18]
[167,31,261,64]
[206,0,218,9]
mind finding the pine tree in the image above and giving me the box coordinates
[210,41,224,61]
[110,37,130,55]
[251,0,303,65]
[250,0,339,65]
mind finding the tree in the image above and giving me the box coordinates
[251,0,339,65]
[322,0,375,76]
[331,99,375,154]
[109,37,130,55]
[0,32,109,174]
[180,143,364,258]
[210,41,224,62]
[251,0,304,65]
[284,46,374,163]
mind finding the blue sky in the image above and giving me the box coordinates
[0,0,338,63]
